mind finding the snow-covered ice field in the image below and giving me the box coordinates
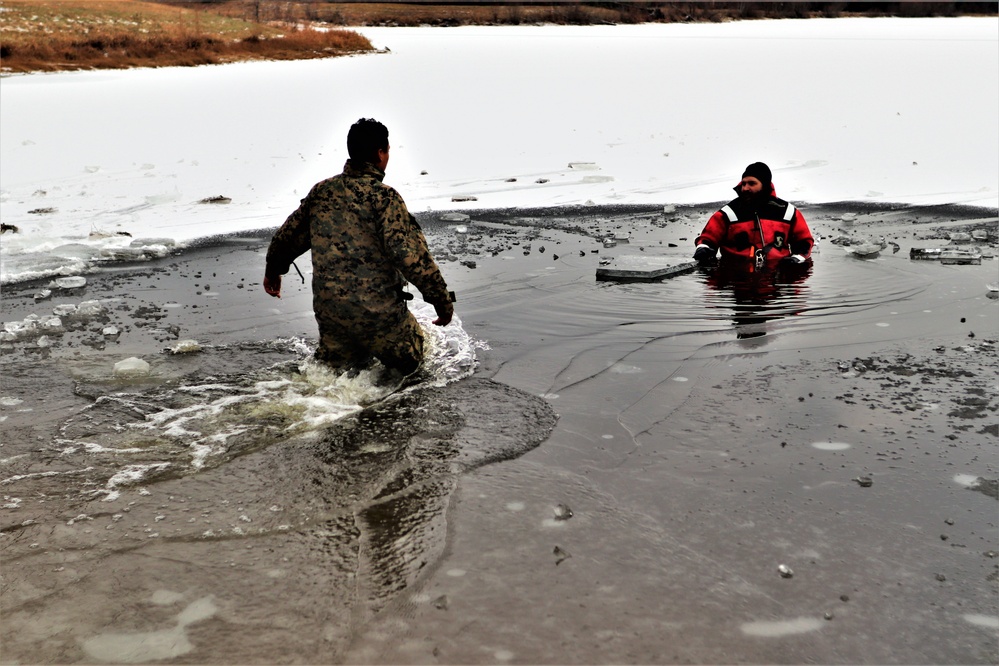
[1,18,996,284]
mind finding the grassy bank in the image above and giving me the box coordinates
[0,0,373,74]
[2,1,994,74]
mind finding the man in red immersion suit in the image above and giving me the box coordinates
[693,162,814,272]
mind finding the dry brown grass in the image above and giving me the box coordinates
[0,0,373,73]
[3,1,994,74]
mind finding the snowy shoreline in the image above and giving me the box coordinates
[1,198,996,288]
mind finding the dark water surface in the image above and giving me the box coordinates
[1,204,997,664]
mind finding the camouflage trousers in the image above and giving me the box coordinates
[314,305,425,375]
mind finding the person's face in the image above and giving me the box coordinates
[376,144,390,171]
[739,176,763,196]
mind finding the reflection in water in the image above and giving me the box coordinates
[311,392,463,614]
[702,262,813,338]
[304,378,558,628]
[0,376,556,665]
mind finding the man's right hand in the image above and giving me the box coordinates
[263,274,282,298]
[693,244,717,265]
[431,300,453,326]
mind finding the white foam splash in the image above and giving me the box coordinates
[414,304,483,384]
[75,441,145,455]
[57,318,482,497]
[2,468,93,486]
[105,463,172,494]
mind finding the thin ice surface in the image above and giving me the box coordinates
[1,18,997,284]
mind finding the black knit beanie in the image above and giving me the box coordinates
[742,162,772,187]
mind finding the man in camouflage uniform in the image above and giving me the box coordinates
[263,118,453,376]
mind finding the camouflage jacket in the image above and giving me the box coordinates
[265,160,450,318]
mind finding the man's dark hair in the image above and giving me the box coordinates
[347,118,389,165]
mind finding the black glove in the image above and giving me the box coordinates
[693,244,717,265]
[779,254,807,266]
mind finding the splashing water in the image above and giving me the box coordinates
[53,305,485,500]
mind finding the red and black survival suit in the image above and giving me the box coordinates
[695,183,814,272]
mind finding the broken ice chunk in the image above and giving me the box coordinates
[170,340,201,354]
[39,316,64,334]
[114,357,150,378]
[52,304,77,317]
[76,300,104,317]
[54,276,86,290]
